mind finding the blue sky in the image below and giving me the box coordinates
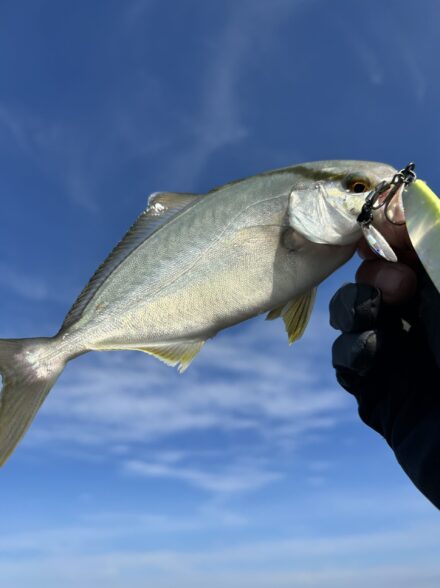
[1,0,440,586]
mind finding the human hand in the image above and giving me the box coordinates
[356,206,419,305]
[329,218,440,508]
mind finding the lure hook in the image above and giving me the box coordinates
[356,162,417,261]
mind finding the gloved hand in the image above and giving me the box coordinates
[330,266,440,509]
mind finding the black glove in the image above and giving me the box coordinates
[330,268,440,509]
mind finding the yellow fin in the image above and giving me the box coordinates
[136,340,205,373]
[266,306,283,321]
[281,288,317,344]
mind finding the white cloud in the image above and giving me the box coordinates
[1,519,439,588]
[17,308,350,493]
[0,103,100,212]
[31,313,348,444]
[125,457,282,493]
[342,27,384,86]
[163,0,299,189]
[0,261,72,304]
[338,11,427,101]
[2,560,439,588]
[0,0,261,211]
[123,0,154,26]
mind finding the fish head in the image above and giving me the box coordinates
[289,160,397,246]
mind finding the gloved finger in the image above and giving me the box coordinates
[332,326,405,396]
[356,260,418,305]
[329,283,381,333]
[332,330,380,378]
[332,329,390,396]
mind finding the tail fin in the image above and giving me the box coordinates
[0,338,66,466]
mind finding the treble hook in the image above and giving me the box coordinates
[357,162,417,227]
[356,162,417,261]
[381,162,417,225]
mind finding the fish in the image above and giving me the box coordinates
[0,160,398,465]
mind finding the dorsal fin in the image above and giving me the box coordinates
[60,192,201,330]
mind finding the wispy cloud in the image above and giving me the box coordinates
[0,103,100,212]
[341,27,384,86]
[21,310,350,493]
[33,315,347,440]
[124,0,154,25]
[125,456,282,494]
[337,10,427,101]
[164,0,298,188]
[0,0,303,215]
[0,95,164,213]
[1,518,439,588]
[0,261,72,304]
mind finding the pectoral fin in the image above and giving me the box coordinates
[266,307,283,321]
[135,340,205,373]
[266,288,317,344]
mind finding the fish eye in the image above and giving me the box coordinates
[344,175,372,194]
[352,182,367,193]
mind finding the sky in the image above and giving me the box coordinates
[0,0,440,586]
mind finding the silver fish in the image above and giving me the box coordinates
[0,160,397,465]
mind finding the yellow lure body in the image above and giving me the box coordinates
[403,179,440,292]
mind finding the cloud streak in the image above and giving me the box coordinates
[19,309,350,494]
[1,517,439,588]
[0,103,100,212]
[164,0,297,189]
[0,261,72,304]
[125,457,282,494]
[33,315,347,439]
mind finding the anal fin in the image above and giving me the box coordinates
[135,340,205,373]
